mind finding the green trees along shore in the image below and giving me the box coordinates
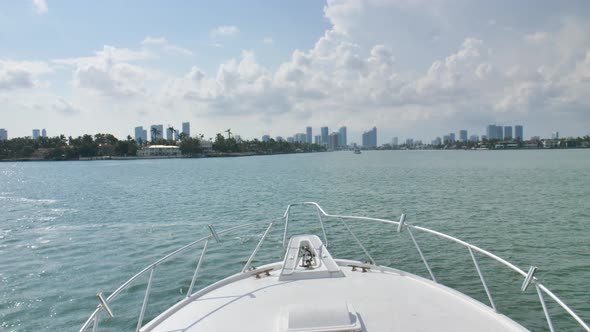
[0,132,326,161]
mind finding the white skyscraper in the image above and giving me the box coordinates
[504,126,513,140]
[339,126,347,147]
[41,129,47,138]
[306,127,312,144]
[182,122,190,137]
[32,129,40,139]
[459,130,468,142]
[515,125,524,140]
[135,126,147,144]
[0,128,7,140]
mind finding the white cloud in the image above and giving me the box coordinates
[32,0,48,14]
[141,36,167,45]
[56,46,159,98]
[524,32,548,43]
[210,25,239,38]
[52,98,81,115]
[0,60,52,90]
[140,36,193,56]
[54,46,154,67]
[163,45,193,56]
[262,37,274,45]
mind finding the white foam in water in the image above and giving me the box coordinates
[0,196,58,204]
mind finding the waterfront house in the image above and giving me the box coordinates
[137,145,181,157]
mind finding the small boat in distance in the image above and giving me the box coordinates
[353,147,361,154]
[80,203,590,332]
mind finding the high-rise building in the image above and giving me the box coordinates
[0,128,7,140]
[306,127,312,144]
[182,122,190,137]
[496,126,503,140]
[504,126,513,140]
[515,125,523,140]
[32,129,40,139]
[134,126,145,143]
[294,133,306,143]
[287,137,294,143]
[314,135,321,145]
[469,135,479,142]
[449,133,456,142]
[338,126,347,147]
[486,125,496,139]
[166,127,174,140]
[551,132,559,139]
[329,132,340,150]
[150,124,164,141]
[362,127,377,148]
[276,136,284,142]
[443,135,451,144]
[41,129,47,138]
[262,134,270,142]
[321,127,329,145]
[432,137,442,145]
[459,130,468,142]
[392,137,398,146]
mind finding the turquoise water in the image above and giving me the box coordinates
[1,150,589,331]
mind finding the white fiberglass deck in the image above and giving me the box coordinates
[144,260,526,332]
[143,234,526,332]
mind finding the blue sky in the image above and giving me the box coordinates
[1,0,590,143]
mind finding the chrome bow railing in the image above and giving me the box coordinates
[80,202,589,332]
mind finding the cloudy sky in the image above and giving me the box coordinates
[1,0,590,143]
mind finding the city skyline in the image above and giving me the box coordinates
[3,121,584,147]
[1,1,590,140]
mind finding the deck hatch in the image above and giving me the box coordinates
[280,302,362,332]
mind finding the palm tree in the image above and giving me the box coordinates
[225,128,232,139]
[151,127,160,142]
[167,126,175,141]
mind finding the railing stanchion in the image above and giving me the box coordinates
[242,222,274,273]
[283,208,290,249]
[136,268,154,332]
[92,311,100,332]
[407,227,437,283]
[316,208,329,248]
[187,239,210,297]
[468,247,496,311]
[339,218,376,265]
[536,284,555,332]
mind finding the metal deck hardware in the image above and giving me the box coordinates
[208,225,220,243]
[397,213,406,233]
[521,266,537,292]
[348,264,371,272]
[96,292,113,318]
[254,268,273,279]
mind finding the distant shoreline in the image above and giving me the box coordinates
[0,151,312,162]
